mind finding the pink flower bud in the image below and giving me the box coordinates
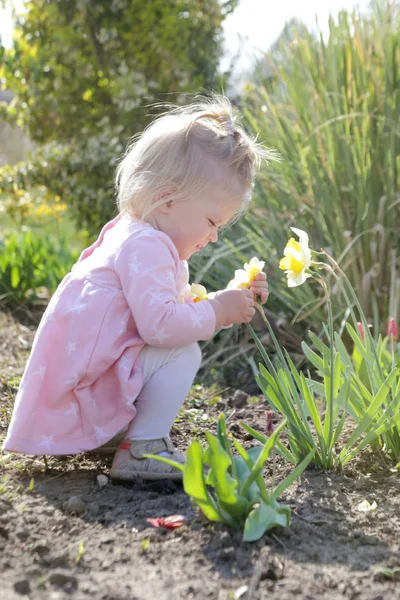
[387,317,399,341]
[357,322,365,342]
[266,410,274,435]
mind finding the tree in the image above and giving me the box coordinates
[1,0,239,233]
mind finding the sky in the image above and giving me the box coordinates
[0,0,371,66]
[221,0,371,71]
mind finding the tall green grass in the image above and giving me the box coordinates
[241,2,400,327]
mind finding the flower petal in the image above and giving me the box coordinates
[290,227,309,246]
[190,283,208,300]
[287,271,312,287]
[147,515,187,528]
[290,227,312,268]
[227,269,248,289]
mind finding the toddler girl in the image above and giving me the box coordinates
[2,96,270,481]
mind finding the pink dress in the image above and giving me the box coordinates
[2,215,216,455]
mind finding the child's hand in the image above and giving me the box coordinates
[249,272,269,304]
[209,289,255,328]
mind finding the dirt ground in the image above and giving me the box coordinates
[0,310,399,600]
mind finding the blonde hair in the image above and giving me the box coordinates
[115,95,277,222]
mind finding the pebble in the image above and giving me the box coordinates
[62,496,86,516]
[48,572,78,591]
[13,579,30,595]
[97,474,109,488]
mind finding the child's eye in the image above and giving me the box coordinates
[208,219,216,227]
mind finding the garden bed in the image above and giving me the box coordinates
[0,311,399,600]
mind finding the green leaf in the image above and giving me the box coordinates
[233,442,267,504]
[240,422,298,464]
[184,441,232,524]
[270,449,315,502]
[10,266,20,288]
[147,444,227,524]
[205,432,247,522]
[243,500,290,542]
[144,453,185,472]
[301,340,324,371]
[340,369,398,456]
[240,420,286,497]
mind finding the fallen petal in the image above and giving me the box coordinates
[357,499,377,512]
[147,515,187,529]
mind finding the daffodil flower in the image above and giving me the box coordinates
[227,257,265,289]
[187,283,208,303]
[279,227,312,287]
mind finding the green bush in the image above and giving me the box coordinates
[0,0,238,235]
[0,229,79,307]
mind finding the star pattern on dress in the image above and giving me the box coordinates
[153,328,170,344]
[66,341,77,355]
[66,373,81,387]
[73,302,88,315]
[190,312,204,329]
[94,426,107,440]
[33,366,46,380]
[149,295,159,308]
[129,257,143,274]
[119,358,132,371]
[64,402,79,419]
[118,316,129,336]
[38,434,55,451]
[165,271,175,284]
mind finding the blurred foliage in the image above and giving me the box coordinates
[2,0,238,140]
[0,168,67,223]
[240,1,400,328]
[0,229,79,306]
[0,0,238,233]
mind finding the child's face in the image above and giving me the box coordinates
[155,184,244,261]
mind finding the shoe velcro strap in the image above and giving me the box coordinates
[126,438,173,459]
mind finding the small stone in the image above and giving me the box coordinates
[48,572,78,591]
[0,525,8,539]
[230,390,249,408]
[219,546,235,560]
[62,496,86,516]
[261,557,284,581]
[97,474,109,488]
[33,542,50,555]
[15,529,29,541]
[14,579,30,595]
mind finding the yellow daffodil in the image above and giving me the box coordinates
[227,257,265,290]
[279,227,312,287]
[188,283,208,302]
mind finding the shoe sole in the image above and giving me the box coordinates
[110,469,183,482]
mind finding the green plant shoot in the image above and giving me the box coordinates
[146,413,314,542]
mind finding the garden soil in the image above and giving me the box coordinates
[0,311,399,600]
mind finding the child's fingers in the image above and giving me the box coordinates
[249,283,269,295]
[254,272,266,281]
[249,283,269,304]
[250,281,268,290]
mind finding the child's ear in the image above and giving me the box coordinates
[155,190,176,213]
[158,199,174,213]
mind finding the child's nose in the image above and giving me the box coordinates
[209,229,218,243]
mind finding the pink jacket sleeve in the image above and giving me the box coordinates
[114,231,216,347]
